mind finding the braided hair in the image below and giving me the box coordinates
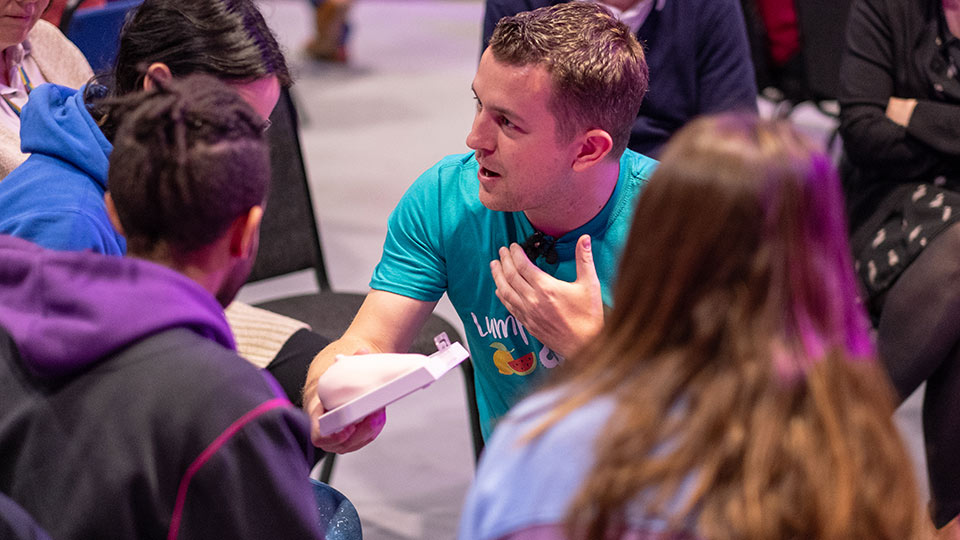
[106,73,269,256]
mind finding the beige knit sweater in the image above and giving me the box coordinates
[0,19,94,179]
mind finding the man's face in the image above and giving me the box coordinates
[215,219,261,308]
[466,48,580,215]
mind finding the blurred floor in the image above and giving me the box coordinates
[241,1,929,538]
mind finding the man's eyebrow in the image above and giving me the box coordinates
[470,85,528,125]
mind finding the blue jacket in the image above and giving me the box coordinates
[0,83,125,255]
[483,0,758,157]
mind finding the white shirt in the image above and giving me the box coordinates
[582,0,664,33]
[0,40,46,133]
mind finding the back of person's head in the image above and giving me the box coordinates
[107,0,290,96]
[614,114,870,367]
[538,114,927,539]
[106,73,269,258]
[487,1,647,157]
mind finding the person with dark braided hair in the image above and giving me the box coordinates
[0,0,331,431]
[0,73,334,540]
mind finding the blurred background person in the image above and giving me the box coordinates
[839,0,960,534]
[0,0,91,177]
[483,0,757,157]
[304,0,352,62]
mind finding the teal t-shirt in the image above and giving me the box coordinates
[370,150,657,438]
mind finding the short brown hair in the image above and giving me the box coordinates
[488,2,648,156]
[107,74,270,255]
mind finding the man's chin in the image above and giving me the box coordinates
[477,189,519,212]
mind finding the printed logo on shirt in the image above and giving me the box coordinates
[490,342,536,375]
[471,312,564,374]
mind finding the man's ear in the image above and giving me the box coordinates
[572,129,614,172]
[104,192,126,236]
[143,63,173,91]
[228,205,264,258]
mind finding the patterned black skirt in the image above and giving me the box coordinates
[851,182,960,323]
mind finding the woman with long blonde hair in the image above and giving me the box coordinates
[458,113,929,540]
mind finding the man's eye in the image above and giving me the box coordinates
[473,97,482,111]
[499,116,515,128]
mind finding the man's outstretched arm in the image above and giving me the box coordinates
[302,289,438,453]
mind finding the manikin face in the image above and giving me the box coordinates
[466,48,581,215]
[0,0,48,51]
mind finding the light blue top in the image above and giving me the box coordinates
[459,389,695,539]
[370,150,656,438]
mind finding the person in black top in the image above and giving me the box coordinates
[839,0,960,532]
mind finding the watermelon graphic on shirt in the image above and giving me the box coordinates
[508,352,536,375]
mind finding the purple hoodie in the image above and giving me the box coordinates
[0,234,234,377]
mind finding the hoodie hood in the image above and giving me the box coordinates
[19,83,111,187]
[0,235,235,378]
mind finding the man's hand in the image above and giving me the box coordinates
[303,372,386,453]
[490,234,603,358]
[886,97,917,127]
[300,291,437,453]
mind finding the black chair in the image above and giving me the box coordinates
[794,0,853,107]
[249,88,484,481]
[743,0,852,127]
[793,0,854,155]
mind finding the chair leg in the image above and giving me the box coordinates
[459,360,485,464]
[319,452,337,484]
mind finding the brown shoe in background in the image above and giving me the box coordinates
[304,0,350,63]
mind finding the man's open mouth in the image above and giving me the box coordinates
[480,167,501,178]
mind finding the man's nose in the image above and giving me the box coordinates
[465,112,493,153]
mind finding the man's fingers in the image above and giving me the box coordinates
[314,409,386,453]
[574,234,599,285]
[314,422,357,450]
[497,246,536,298]
[340,410,385,451]
[492,260,522,314]
[506,243,545,290]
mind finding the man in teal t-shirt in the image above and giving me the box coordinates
[302,2,657,451]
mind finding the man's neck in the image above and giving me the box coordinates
[128,246,224,303]
[524,158,621,238]
[600,0,643,10]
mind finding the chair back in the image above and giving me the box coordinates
[247,88,331,289]
[794,0,853,102]
[61,0,143,73]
